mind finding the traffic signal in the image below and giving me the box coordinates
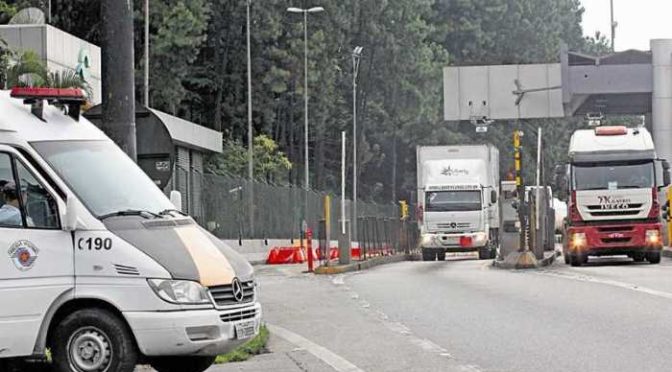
[399,200,409,220]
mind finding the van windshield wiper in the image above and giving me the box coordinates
[99,209,163,220]
[158,208,188,217]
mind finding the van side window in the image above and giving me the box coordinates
[15,161,60,229]
[0,153,22,228]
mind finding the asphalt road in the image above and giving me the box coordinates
[256,255,672,372]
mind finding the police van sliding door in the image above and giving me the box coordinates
[0,150,73,358]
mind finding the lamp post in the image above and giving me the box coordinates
[352,46,363,240]
[287,5,324,228]
[246,0,254,236]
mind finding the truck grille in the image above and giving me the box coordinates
[601,237,632,244]
[435,222,471,230]
[220,307,258,323]
[209,280,255,307]
[585,204,643,218]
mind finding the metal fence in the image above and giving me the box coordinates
[201,173,399,240]
[357,217,419,259]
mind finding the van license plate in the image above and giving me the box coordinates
[235,320,257,340]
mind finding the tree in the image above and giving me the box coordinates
[146,0,209,114]
[0,1,16,24]
[206,135,292,183]
[581,31,613,56]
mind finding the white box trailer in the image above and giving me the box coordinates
[416,145,500,261]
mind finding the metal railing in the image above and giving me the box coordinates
[200,173,400,240]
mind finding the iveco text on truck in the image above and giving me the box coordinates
[557,126,670,266]
[417,145,500,261]
[0,88,261,372]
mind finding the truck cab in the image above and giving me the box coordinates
[0,88,261,372]
[557,126,670,266]
[417,146,500,261]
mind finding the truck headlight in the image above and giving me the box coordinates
[148,279,211,305]
[421,234,434,245]
[570,232,587,250]
[646,230,661,246]
[473,232,488,244]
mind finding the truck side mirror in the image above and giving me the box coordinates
[64,196,78,231]
[170,190,183,212]
[554,164,568,201]
[491,190,497,204]
[663,160,671,187]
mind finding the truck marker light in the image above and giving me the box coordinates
[594,126,628,136]
[459,236,473,247]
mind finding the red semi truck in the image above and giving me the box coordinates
[556,126,670,266]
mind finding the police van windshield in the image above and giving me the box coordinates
[572,161,654,191]
[32,140,174,218]
[425,190,482,212]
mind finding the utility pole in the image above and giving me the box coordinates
[287,6,324,231]
[352,46,363,241]
[144,0,150,107]
[101,0,137,160]
[246,0,255,236]
[610,0,617,51]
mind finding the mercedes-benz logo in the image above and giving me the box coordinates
[231,278,245,302]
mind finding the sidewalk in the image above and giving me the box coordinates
[207,332,335,372]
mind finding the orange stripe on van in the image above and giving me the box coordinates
[175,226,235,286]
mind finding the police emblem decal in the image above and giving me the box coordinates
[8,240,39,271]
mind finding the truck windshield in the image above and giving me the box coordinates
[425,190,481,212]
[573,161,654,191]
[31,140,174,218]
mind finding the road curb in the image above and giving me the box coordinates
[662,249,672,259]
[313,253,421,275]
[493,251,558,270]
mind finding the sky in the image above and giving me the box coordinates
[581,0,672,51]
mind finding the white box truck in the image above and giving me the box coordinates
[417,145,500,261]
[0,88,261,372]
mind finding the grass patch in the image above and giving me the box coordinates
[215,325,270,364]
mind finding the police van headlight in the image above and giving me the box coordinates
[148,279,211,305]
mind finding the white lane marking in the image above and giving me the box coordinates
[266,323,366,372]
[535,270,672,300]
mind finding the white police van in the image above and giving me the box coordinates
[0,88,261,372]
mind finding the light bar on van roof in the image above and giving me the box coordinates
[595,126,628,136]
[9,87,85,121]
[10,87,85,100]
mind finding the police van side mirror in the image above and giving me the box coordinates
[491,190,497,204]
[170,190,183,212]
[64,196,78,231]
[663,160,671,187]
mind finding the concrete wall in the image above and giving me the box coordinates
[0,25,102,104]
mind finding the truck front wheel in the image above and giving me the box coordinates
[570,254,587,267]
[646,251,661,264]
[422,250,435,261]
[150,356,217,372]
[51,308,138,372]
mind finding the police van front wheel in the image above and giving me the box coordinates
[51,308,138,372]
[150,356,217,372]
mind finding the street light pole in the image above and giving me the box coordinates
[246,0,255,236]
[288,6,324,228]
[352,46,363,240]
[144,0,150,106]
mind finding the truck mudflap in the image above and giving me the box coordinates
[566,222,663,256]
